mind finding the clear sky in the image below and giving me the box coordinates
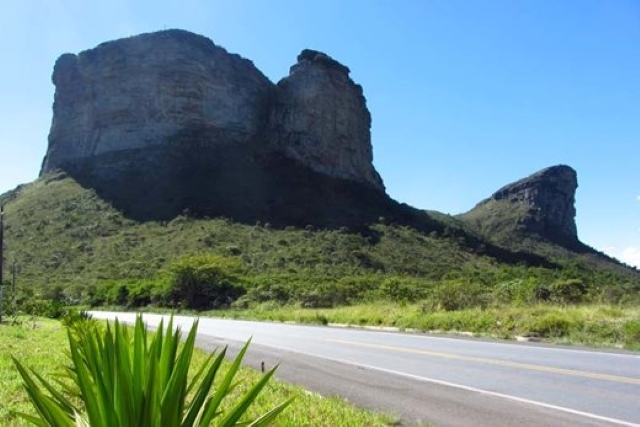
[1,1,639,267]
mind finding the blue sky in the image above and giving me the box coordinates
[1,0,639,267]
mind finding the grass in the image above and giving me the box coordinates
[207,303,640,350]
[0,318,70,425]
[0,318,395,426]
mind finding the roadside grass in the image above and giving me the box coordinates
[0,318,70,425]
[208,303,640,350]
[0,318,395,426]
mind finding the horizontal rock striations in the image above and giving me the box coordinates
[460,165,579,245]
[39,30,386,224]
[42,30,273,173]
[268,49,384,191]
[492,165,578,238]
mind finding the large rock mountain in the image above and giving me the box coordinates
[459,165,579,246]
[41,30,273,173]
[40,29,388,224]
[39,29,585,253]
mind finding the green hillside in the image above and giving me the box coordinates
[457,197,636,276]
[1,173,638,312]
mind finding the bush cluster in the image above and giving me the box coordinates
[7,248,638,316]
[84,254,245,310]
[14,268,638,316]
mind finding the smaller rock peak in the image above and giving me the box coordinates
[527,164,576,181]
[541,164,575,174]
[292,49,351,75]
[493,164,577,201]
[461,164,579,245]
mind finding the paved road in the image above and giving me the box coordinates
[90,312,640,426]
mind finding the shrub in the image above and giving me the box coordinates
[298,289,334,308]
[115,284,129,306]
[43,284,67,304]
[13,315,292,426]
[60,309,94,328]
[550,279,587,305]
[123,279,159,307]
[378,277,426,302]
[623,320,640,349]
[427,281,490,311]
[492,278,540,305]
[1,284,17,317]
[594,282,640,305]
[20,299,67,319]
[525,313,573,337]
[167,254,245,310]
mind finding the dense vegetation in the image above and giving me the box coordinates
[1,174,639,347]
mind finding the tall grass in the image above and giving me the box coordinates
[211,303,640,350]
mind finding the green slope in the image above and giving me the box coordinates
[457,197,639,278]
[1,173,638,308]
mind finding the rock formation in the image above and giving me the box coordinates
[38,28,581,251]
[268,50,383,191]
[460,165,578,244]
[40,30,383,189]
[39,29,386,224]
[31,28,601,269]
[491,165,578,238]
[42,30,273,173]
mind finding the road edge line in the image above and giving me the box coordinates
[295,353,640,427]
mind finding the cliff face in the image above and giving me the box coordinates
[42,30,273,173]
[268,50,384,191]
[41,30,384,193]
[460,165,579,245]
[491,165,578,238]
[39,30,386,224]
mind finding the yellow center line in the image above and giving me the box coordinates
[327,339,640,386]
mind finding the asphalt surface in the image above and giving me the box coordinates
[90,312,640,426]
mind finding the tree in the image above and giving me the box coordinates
[168,254,244,310]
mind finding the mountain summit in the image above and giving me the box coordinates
[40,29,384,224]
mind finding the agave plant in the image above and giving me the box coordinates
[13,315,292,426]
